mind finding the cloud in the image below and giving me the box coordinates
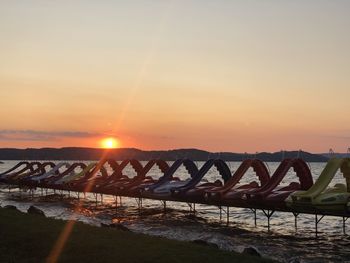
[0,130,105,142]
[320,133,350,140]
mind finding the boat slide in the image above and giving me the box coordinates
[39,162,87,188]
[142,159,199,199]
[246,158,313,208]
[286,158,350,211]
[144,159,198,192]
[9,162,55,184]
[0,161,31,177]
[0,162,41,182]
[98,159,169,195]
[28,162,71,182]
[171,159,232,202]
[1,158,350,215]
[205,159,270,202]
[54,163,97,185]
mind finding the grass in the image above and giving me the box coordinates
[0,208,274,263]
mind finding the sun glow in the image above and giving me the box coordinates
[101,137,119,149]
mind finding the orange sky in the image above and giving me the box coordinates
[1,1,350,153]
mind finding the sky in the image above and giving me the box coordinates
[0,0,350,152]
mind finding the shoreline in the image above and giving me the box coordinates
[0,207,274,263]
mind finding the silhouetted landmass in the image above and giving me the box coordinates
[321,153,350,158]
[0,147,328,162]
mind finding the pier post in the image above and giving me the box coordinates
[187,203,195,214]
[163,201,167,213]
[262,209,275,232]
[315,214,325,237]
[250,208,257,227]
[219,206,222,221]
[137,197,143,214]
[254,210,257,227]
[94,193,98,206]
[292,212,299,232]
[116,197,118,213]
[226,206,230,226]
[342,217,348,235]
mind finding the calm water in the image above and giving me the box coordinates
[1,160,350,263]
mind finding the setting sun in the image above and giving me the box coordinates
[101,137,119,149]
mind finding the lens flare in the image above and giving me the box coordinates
[101,137,119,149]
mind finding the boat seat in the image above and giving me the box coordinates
[236,181,259,189]
[278,182,300,191]
[323,183,347,193]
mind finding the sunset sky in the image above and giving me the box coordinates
[1,1,350,152]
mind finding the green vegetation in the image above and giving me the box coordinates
[0,208,274,263]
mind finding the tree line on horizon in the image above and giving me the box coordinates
[0,147,328,162]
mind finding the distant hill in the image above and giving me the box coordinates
[321,153,350,158]
[0,147,328,162]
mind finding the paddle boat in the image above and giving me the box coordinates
[286,158,350,213]
[141,159,199,200]
[245,158,313,209]
[0,162,41,183]
[170,159,232,203]
[205,159,270,206]
[96,159,167,196]
[6,162,55,185]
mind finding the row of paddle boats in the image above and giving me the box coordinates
[0,158,350,215]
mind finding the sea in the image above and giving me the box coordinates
[1,160,350,263]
